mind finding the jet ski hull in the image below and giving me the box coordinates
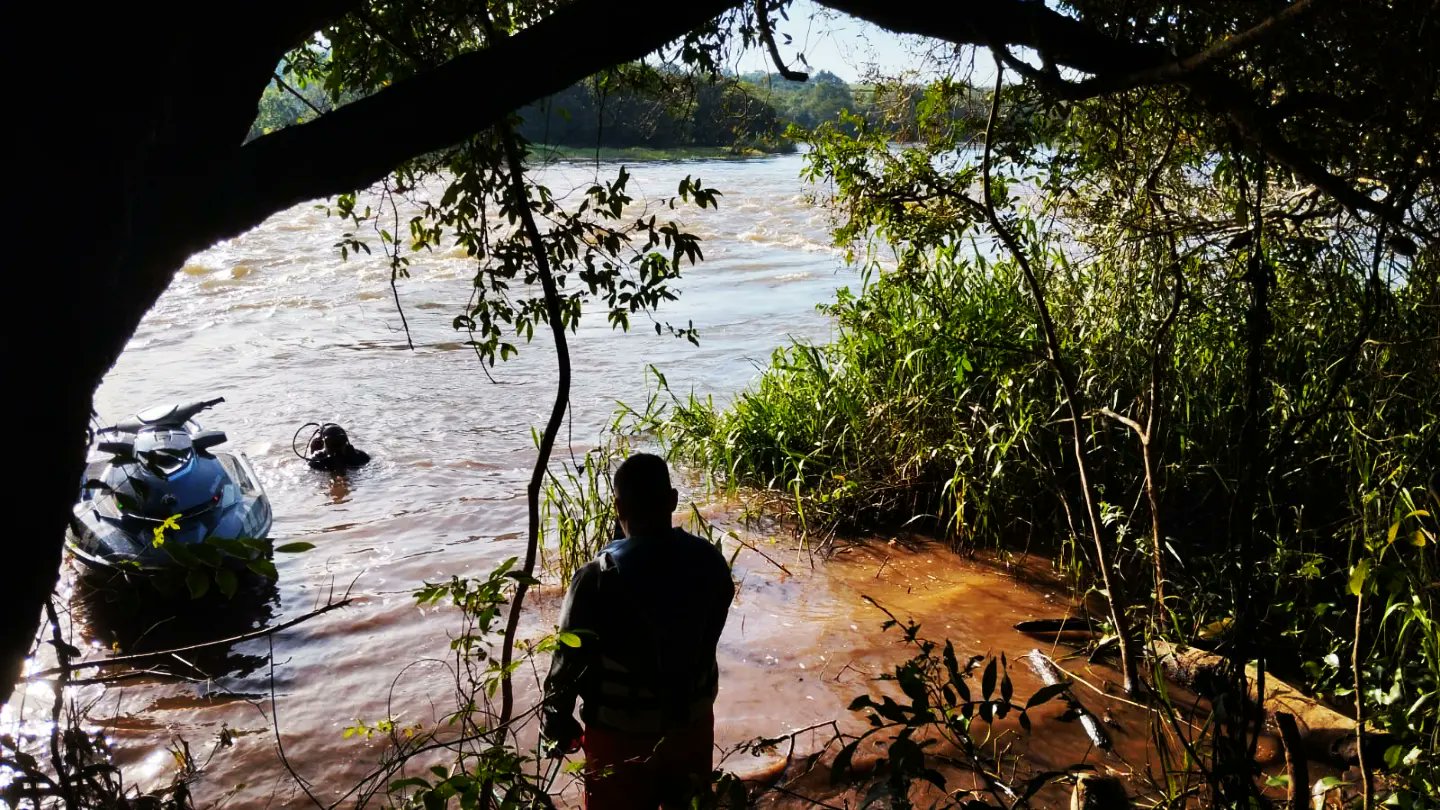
[66,451,273,573]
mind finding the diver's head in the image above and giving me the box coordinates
[613,453,678,538]
[319,424,351,454]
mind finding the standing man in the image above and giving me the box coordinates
[542,453,734,808]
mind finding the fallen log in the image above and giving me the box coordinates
[1014,617,1105,638]
[1149,640,1391,767]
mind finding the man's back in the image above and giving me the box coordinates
[546,527,732,736]
[541,452,733,808]
[582,529,732,727]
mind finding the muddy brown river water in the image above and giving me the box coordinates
[4,153,1309,808]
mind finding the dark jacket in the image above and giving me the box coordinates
[308,446,370,472]
[542,528,733,735]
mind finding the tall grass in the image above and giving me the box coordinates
[660,220,1439,801]
[667,248,1057,547]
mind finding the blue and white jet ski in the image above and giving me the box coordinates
[67,397,273,572]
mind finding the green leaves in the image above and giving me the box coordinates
[274,541,315,553]
[246,559,277,581]
[1025,681,1071,710]
[837,608,1049,803]
[1348,559,1370,597]
[155,534,278,599]
[215,567,238,599]
[185,568,210,600]
[151,514,181,548]
[413,557,519,647]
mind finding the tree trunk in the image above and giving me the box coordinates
[3,0,734,704]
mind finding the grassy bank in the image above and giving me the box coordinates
[658,206,1439,803]
[531,142,796,163]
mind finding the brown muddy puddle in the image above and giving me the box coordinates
[710,538,1176,808]
[11,519,1331,809]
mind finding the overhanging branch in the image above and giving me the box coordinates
[208,0,734,253]
[819,0,1413,231]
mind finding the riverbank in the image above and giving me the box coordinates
[532,143,796,163]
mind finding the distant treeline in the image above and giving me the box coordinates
[514,66,788,152]
[248,66,991,150]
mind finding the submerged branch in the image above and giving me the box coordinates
[27,598,353,680]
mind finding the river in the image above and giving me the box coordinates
[5,153,1238,808]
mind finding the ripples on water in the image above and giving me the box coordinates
[8,154,1164,807]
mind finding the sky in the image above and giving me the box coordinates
[726,0,998,84]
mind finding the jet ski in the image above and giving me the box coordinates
[67,397,273,573]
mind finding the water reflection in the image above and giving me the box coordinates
[325,473,352,505]
[72,572,280,681]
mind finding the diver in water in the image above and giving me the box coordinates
[306,424,371,472]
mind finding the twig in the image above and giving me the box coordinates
[479,10,574,766]
[756,0,808,81]
[767,783,848,809]
[1353,587,1372,810]
[378,177,416,350]
[268,635,326,809]
[273,72,326,118]
[979,57,1139,695]
[28,598,352,679]
[43,599,75,807]
[67,668,203,687]
[734,535,794,576]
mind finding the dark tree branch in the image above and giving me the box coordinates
[1068,0,1329,95]
[757,0,809,81]
[818,0,1158,77]
[819,0,1414,233]
[207,0,733,264]
[273,72,327,118]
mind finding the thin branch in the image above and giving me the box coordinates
[756,0,809,81]
[377,178,416,350]
[977,60,1140,695]
[1353,587,1373,810]
[43,599,75,807]
[478,7,576,745]
[27,598,352,679]
[272,72,326,118]
[1072,0,1329,94]
[268,635,327,809]
[732,534,794,576]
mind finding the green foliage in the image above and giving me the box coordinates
[737,71,990,143]
[146,521,279,601]
[324,139,716,364]
[665,252,1049,544]
[539,424,628,585]
[738,70,857,131]
[830,606,1071,808]
[662,40,1439,801]
[365,560,559,807]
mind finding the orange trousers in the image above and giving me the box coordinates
[581,709,714,809]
